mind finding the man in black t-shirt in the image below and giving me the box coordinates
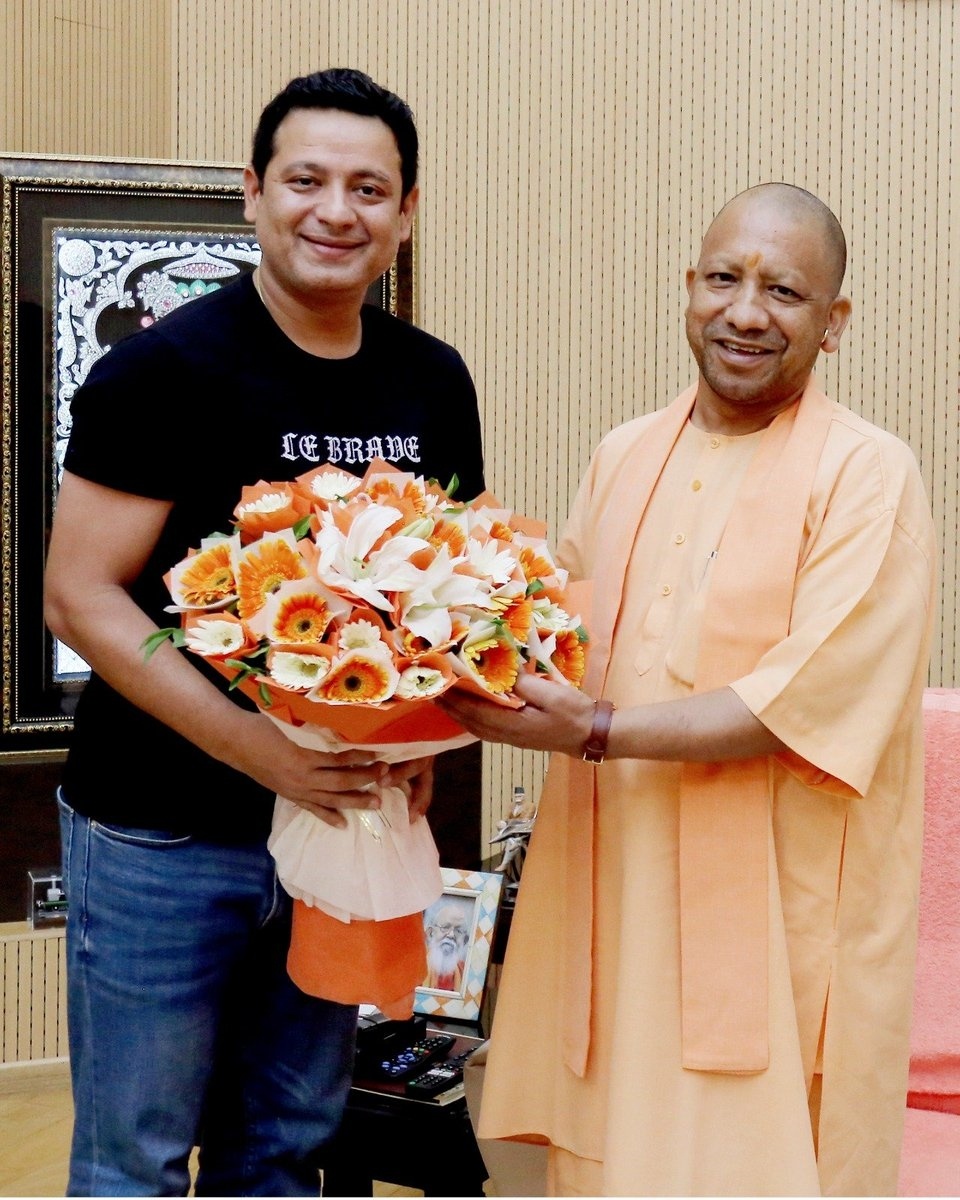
[44,68,484,1197]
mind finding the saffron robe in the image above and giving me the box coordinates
[477,392,936,1196]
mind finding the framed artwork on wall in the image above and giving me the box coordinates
[414,867,504,1022]
[0,154,415,759]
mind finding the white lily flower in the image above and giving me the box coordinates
[400,546,491,646]
[314,503,428,611]
[525,627,567,683]
[399,516,436,540]
[463,536,518,585]
[479,579,529,615]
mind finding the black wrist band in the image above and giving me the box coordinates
[582,698,616,764]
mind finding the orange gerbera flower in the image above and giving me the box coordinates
[317,652,399,704]
[270,591,332,643]
[551,628,587,687]
[462,636,520,695]
[502,596,534,642]
[237,539,307,620]
[429,519,467,557]
[367,477,427,515]
[488,520,514,542]
[518,545,554,585]
[178,543,235,607]
[396,615,469,658]
[394,628,432,658]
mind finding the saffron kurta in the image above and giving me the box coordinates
[477,394,936,1196]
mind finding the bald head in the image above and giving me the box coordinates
[684,181,853,430]
[708,184,847,296]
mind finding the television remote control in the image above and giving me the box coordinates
[373,1033,456,1080]
[404,1045,476,1098]
[404,1060,464,1099]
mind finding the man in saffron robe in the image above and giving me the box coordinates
[439,183,936,1196]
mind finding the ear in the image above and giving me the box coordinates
[820,296,852,354]
[685,266,697,297]
[242,165,262,225]
[398,184,419,243]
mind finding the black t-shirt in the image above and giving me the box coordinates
[61,274,485,840]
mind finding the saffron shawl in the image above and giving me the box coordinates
[563,377,834,1077]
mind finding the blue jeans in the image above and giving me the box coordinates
[57,791,358,1197]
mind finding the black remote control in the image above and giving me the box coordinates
[404,1060,464,1099]
[372,1033,456,1081]
[404,1045,476,1098]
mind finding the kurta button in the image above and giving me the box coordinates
[692,479,702,491]
[661,584,672,596]
[710,437,721,448]
[674,533,686,545]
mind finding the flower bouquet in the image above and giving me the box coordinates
[149,458,589,1015]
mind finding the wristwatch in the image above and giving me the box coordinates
[582,699,616,764]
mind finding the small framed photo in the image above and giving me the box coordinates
[414,867,503,1022]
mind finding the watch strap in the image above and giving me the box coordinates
[582,698,615,764]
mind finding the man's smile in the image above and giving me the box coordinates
[712,337,778,363]
[302,234,365,255]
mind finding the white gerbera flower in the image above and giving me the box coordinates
[236,491,289,517]
[183,619,245,657]
[309,471,362,502]
[531,596,571,632]
[396,664,448,699]
[269,651,332,691]
[339,619,385,651]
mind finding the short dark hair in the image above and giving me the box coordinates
[250,68,418,198]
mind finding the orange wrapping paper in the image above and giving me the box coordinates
[288,905,427,1019]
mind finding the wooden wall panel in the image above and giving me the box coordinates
[0,0,172,158]
[0,926,66,1065]
[3,0,959,849]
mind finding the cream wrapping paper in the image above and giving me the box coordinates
[265,713,477,922]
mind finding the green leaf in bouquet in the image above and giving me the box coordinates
[292,515,313,540]
[140,627,186,661]
[223,653,268,691]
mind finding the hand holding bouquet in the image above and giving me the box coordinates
[150,458,589,1013]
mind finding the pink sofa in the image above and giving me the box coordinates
[898,688,960,1196]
